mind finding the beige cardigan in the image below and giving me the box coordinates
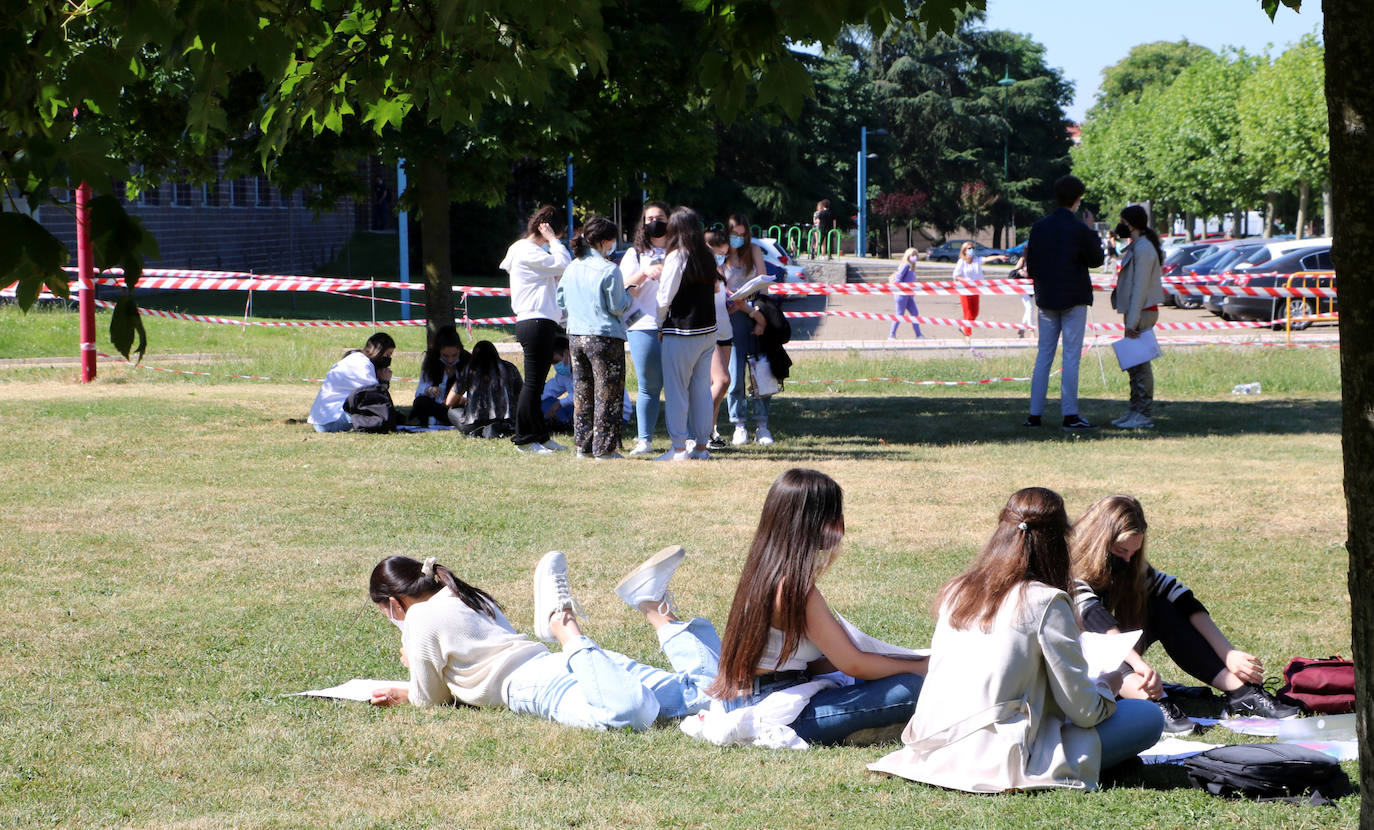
[1112,237,1166,331]
[869,583,1116,792]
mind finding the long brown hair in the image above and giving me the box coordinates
[665,207,717,294]
[938,487,1071,632]
[724,212,754,269]
[708,469,846,699]
[1069,495,1150,628]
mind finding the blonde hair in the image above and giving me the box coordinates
[1069,495,1150,628]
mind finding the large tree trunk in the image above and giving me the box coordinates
[1263,193,1277,238]
[1324,3,1373,825]
[1296,180,1311,240]
[416,155,455,345]
[1185,211,1196,241]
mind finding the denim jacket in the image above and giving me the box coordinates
[557,251,632,339]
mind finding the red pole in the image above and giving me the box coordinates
[76,181,96,382]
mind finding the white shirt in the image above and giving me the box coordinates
[713,282,731,343]
[757,627,825,672]
[620,246,665,332]
[307,351,376,425]
[500,237,573,322]
[952,256,988,281]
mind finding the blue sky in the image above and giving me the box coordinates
[982,0,1323,122]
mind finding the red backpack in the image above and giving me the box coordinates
[1277,656,1356,715]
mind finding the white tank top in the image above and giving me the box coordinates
[757,627,823,672]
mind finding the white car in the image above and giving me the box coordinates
[754,237,807,283]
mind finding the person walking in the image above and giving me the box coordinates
[1023,175,1104,431]
[888,248,923,339]
[1109,206,1166,430]
[952,242,1008,339]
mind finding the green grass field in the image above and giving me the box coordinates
[0,307,1356,828]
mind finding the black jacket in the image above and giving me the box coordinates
[1026,207,1104,311]
[752,294,792,381]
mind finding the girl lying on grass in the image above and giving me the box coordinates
[702,468,927,746]
[870,487,1163,792]
[368,548,720,731]
[1069,494,1300,734]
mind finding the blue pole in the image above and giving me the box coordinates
[397,159,410,320]
[857,126,868,257]
[566,155,575,244]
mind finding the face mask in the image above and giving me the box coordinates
[1108,554,1132,574]
[646,219,667,238]
[386,600,404,632]
[539,243,551,253]
[729,235,746,249]
[554,361,570,376]
[714,253,727,266]
[440,355,459,366]
[372,355,392,370]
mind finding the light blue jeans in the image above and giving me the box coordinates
[660,332,715,449]
[725,310,769,426]
[627,329,663,444]
[1029,304,1087,418]
[1095,697,1166,768]
[313,414,351,433]
[502,617,721,731]
[722,672,924,746]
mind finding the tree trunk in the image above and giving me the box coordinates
[1185,212,1196,242]
[1324,4,1374,825]
[1263,193,1277,238]
[1323,186,1333,236]
[1296,180,1310,240]
[416,155,455,345]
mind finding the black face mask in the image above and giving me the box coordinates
[372,355,392,370]
[1108,554,1132,575]
[645,219,667,239]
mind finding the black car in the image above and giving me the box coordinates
[926,240,1003,262]
[1220,246,1335,330]
[1163,242,1240,308]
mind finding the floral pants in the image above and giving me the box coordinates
[570,334,626,457]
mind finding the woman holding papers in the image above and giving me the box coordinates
[367,548,720,731]
[720,213,774,446]
[1070,495,1300,734]
[1109,206,1166,429]
[870,487,1162,792]
[708,469,927,746]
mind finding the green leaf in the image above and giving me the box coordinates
[0,213,71,312]
[109,296,148,362]
[88,196,160,288]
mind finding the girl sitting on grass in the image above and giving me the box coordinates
[367,548,720,732]
[707,468,927,746]
[870,487,1163,792]
[307,331,395,433]
[1069,495,1299,733]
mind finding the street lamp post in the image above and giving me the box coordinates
[857,126,886,258]
[998,69,1015,247]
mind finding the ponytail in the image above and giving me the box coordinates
[369,555,501,618]
[1120,204,1164,262]
[572,216,619,258]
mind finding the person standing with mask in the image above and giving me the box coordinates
[1110,206,1166,429]
[721,213,773,446]
[500,205,572,454]
[620,202,671,455]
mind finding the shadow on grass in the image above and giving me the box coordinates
[769,395,1340,450]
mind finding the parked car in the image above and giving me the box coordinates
[1202,238,1331,316]
[1219,245,1334,329]
[1161,243,1230,306]
[1173,241,1257,309]
[926,240,1003,262]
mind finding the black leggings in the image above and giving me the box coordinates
[513,318,560,446]
[410,395,458,426]
[1139,593,1226,686]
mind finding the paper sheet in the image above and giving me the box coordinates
[1111,328,1162,370]
[286,678,402,702]
[1138,736,1220,764]
[1079,630,1142,679]
[729,275,774,302]
[1284,740,1359,762]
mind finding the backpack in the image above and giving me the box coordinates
[1277,656,1356,715]
[344,383,397,433]
[1180,744,1351,806]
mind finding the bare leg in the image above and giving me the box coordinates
[549,608,584,645]
[638,600,680,631]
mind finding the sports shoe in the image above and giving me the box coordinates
[707,430,728,450]
[1110,411,1135,427]
[542,438,568,452]
[516,441,555,454]
[1021,415,1042,428]
[755,425,774,446]
[654,448,691,461]
[688,447,710,460]
[1224,684,1301,719]
[614,545,685,615]
[532,551,585,644]
[1062,415,1097,431]
[593,451,624,460]
[1118,411,1155,430]
[1157,698,1197,735]
[731,424,749,446]
[628,439,653,456]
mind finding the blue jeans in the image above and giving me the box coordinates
[502,617,720,731]
[660,332,715,449]
[723,673,924,746]
[1029,304,1087,418]
[725,310,769,426]
[1095,698,1166,768]
[627,329,663,444]
[313,414,351,433]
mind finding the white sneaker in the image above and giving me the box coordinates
[614,545,686,614]
[654,448,691,461]
[516,441,555,455]
[755,425,774,446]
[688,447,711,460]
[532,551,584,644]
[628,439,653,456]
[542,438,568,452]
[1119,411,1155,429]
[731,425,748,446]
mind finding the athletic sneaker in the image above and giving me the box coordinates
[593,452,624,460]
[1022,415,1042,428]
[1110,411,1136,428]
[731,424,749,446]
[614,545,686,615]
[707,431,728,450]
[1118,411,1155,429]
[755,425,774,446]
[532,551,584,644]
[542,438,568,452]
[1224,684,1301,719]
[628,439,653,456]
[688,447,711,460]
[654,448,691,461]
[515,441,555,455]
[1062,415,1097,431]
[1157,699,1197,735]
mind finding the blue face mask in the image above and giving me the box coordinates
[729,235,746,249]
[539,243,551,253]
[440,355,459,366]
[554,361,570,376]
[714,253,727,266]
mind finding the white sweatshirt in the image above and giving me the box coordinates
[500,237,573,322]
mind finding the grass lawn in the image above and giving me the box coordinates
[0,307,1356,828]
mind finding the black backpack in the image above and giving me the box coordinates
[343,383,397,433]
[1180,744,1351,806]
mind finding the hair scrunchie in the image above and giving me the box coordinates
[421,557,437,579]
[1017,521,1028,531]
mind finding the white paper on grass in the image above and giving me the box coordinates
[1138,736,1220,764]
[1079,629,1142,679]
[1111,328,1162,370]
[286,678,402,702]
[1284,740,1359,762]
